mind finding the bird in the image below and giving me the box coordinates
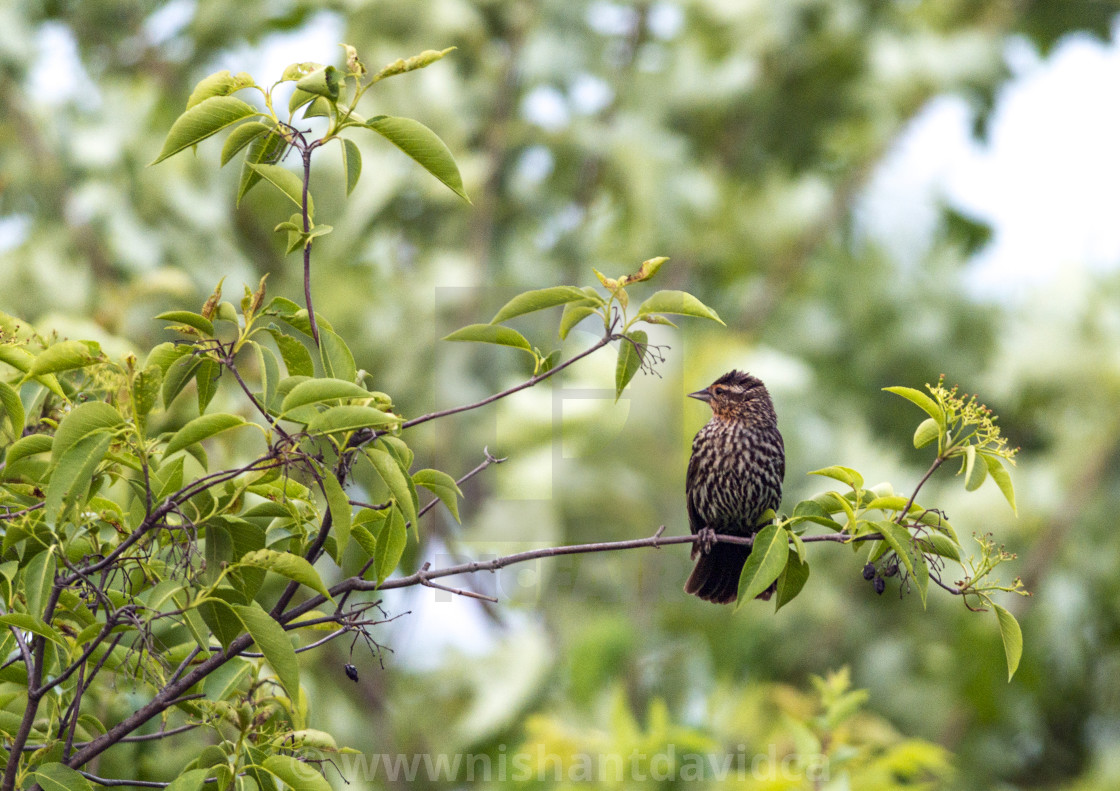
[684,370,785,604]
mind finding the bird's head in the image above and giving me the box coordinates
[689,370,777,422]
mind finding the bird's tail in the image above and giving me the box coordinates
[684,544,773,604]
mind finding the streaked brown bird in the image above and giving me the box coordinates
[685,370,785,604]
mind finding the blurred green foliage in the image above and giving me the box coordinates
[3,1,1120,789]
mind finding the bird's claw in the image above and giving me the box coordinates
[698,527,717,555]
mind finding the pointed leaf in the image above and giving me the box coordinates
[774,552,810,611]
[150,96,260,165]
[306,405,401,435]
[261,755,332,791]
[155,310,214,336]
[26,340,103,378]
[221,120,273,166]
[884,386,945,428]
[21,550,56,619]
[637,290,724,324]
[913,417,939,449]
[375,506,408,583]
[318,329,357,382]
[342,138,362,195]
[295,65,341,100]
[323,473,352,554]
[0,381,24,437]
[443,324,532,352]
[964,444,987,491]
[233,602,300,702]
[614,330,647,401]
[367,446,417,529]
[164,414,248,456]
[237,131,287,205]
[982,453,1017,515]
[0,613,67,646]
[248,163,314,217]
[808,465,864,490]
[238,549,332,601]
[280,379,375,414]
[30,763,94,791]
[413,468,463,523]
[186,70,254,109]
[490,286,591,324]
[45,432,112,525]
[366,115,469,202]
[993,603,1023,681]
[559,304,601,340]
[735,524,789,606]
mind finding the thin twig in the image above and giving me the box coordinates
[400,333,617,430]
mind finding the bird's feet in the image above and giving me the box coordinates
[698,527,717,555]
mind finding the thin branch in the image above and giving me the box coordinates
[77,772,169,789]
[400,333,617,430]
[417,562,499,602]
[300,144,320,346]
[0,502,44,520]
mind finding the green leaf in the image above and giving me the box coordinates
[913,417,940,449]
[368,445,418,531]
[982,453,1017,515]
[268,328,315,377]
[559,304,601,340]
[22,550,55,619]
[993,603,1023,681]
[884,386,945,428]
[918,531,961,561]
[45,431,112,525]
[233,602,300,703]
[774,552,810,611]
[131,364,163,424]
[261,755,332,791]
[323,473,352,555]
[375,506,408,584]
[0,381,24,436]
[150,96,261,165]
[254,342,280,411]
[220,120,273,166]
[735,524,789,606]
[280,378,373,414]
[963,444,987,491]
[306,405,401,435]
[51,401,123,465]
[876,520,928,607]
[238,549,333,601]
[202,656,251,702]
[808,465,864,490]
[0,613,66,646]
[161,353,202,409]
[30,763,94,791]
[636,290,724,325]
[489,286,591,324]
[443,324,532,352]
[248,163,314,217]
[296,65,341,100]
[195,358,221,414]
[319,328,356,382]
[238,130,287,206]
[342,138,362,195]
[412,468,463,523]
[165,769,210,791]
[164,414,247,457]
[365,115,470,202]
[186,70,254,109]
[26,339,103,378]
[614,330,647,402]
[4,434,52,467]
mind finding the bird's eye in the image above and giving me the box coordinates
[712,385,725,395]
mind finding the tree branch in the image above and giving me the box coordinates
[400,333,617,430]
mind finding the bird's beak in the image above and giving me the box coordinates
[688,388,712,403]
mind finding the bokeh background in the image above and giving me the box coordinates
[3,1,1120,788]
